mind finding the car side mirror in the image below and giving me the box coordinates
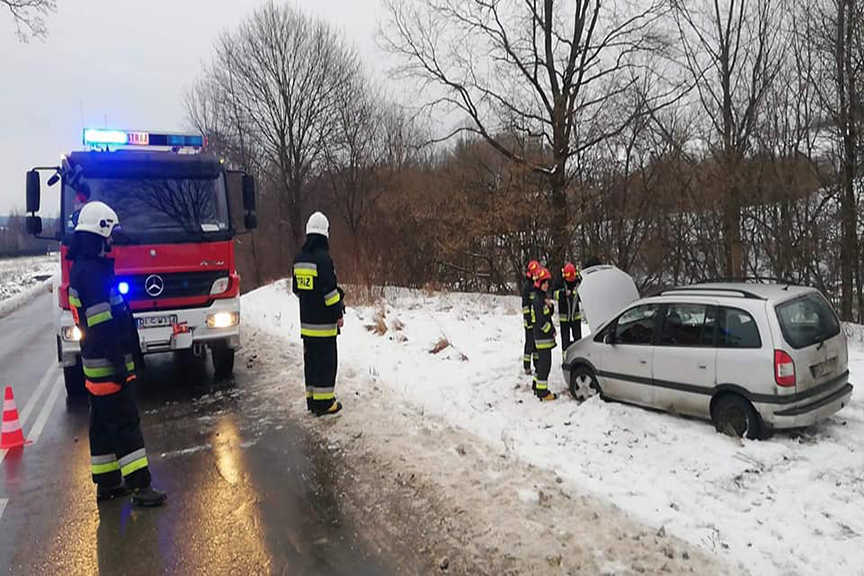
[26,170,41,213]
[604,329,617,345]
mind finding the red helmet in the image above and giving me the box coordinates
[533,266,552,288]
[562,262,580,282]
[526,260,541,279]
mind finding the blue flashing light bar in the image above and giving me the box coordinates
[83,129,205,149]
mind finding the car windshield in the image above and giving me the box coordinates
[775,292,841,349]
[64,176,229,244]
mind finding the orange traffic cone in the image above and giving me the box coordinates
[1,386,27,449]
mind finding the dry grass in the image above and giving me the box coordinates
[429,337,450,354]
[365,305,388,335]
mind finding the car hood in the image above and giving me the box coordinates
[577,265,640,333]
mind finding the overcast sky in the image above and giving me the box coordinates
[0,0,388,214]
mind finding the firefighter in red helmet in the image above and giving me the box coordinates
[521,260,541,374]
[531,266,557,401]
[554,262,582,350]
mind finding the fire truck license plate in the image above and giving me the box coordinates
[137,314,178,329]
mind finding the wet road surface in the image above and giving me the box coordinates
[0,293,395,575]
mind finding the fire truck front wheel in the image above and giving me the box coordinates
[63,359,86,397]
[211,344,235,379]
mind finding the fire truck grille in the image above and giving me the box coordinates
[121,271,228,300]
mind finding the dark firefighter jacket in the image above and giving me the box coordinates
[293,234,344,338]
[554,279,581,324]
[532,289,557,350]
[521,278,536,329]
[69,257,138,395]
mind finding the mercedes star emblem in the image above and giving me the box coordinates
[145,274,165,297]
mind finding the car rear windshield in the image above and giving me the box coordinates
[775,292,841,349]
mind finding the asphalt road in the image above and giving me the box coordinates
[0,293,394,575]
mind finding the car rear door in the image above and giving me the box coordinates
[774,292,847,395]
[599,303,660,407]
[652,303,717,418]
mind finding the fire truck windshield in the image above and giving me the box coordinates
[63,176,230,244]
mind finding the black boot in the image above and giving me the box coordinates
[131,487,167,507]
[315,401,342,417]
[97,484,131,503]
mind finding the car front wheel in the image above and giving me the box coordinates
[569,365,601,401]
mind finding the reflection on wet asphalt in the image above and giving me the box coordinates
[0,339,394,575]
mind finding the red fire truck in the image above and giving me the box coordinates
[24,129,257,397]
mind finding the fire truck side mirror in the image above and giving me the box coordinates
[25,216,43,236]
[242,174,256,211]
[26,170,41,213]
[242,174,257,230]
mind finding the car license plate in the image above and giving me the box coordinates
[813,357,837,378]
[137,314,178,329]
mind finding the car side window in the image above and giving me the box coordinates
[658,303,710,347]
[717,307,762,348]
[614,305,659,345]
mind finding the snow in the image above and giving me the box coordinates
[0,254,57,318]
[243,281,864,576]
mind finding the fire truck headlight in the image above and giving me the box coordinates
[207,312,239,329]
[117,281,130,295]
[62,326,83,341]
[210,277,230,295]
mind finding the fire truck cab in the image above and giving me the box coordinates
[24,129,257,397]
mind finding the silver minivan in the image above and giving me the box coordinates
[563,266,853,438]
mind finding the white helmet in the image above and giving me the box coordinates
[75,201,119,238]
[306,211,329,238]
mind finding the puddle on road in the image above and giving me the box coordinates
[127,353,394,575]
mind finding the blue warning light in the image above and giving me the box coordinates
[82,128,205,148]
[83,129,130,146]
[117,282,130,295]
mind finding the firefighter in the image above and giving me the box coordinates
[555,262,582,350]
[521,260,541,374]
[293,211,344,416]
[68,201,166,507]
[532,267,557,401]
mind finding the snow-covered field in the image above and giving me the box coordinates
[243,282,864,576]
[0,254,57,316]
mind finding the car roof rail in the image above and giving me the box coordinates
[658,286,766,300]
[696,276,799,286]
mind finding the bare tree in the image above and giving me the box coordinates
[190,2,360,269]
[2,0,55,40]
[671,0,787,278]
[382,0,676,266]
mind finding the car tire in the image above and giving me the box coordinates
[211,346,235,379]
[569,364,602,401]
[63,359,86,397]
[712,394,762,439]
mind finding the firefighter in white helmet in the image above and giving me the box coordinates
[292,211,345,416]
[68,201,166,507]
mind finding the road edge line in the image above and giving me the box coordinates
[27,374,63,445]
[18,363,59,427]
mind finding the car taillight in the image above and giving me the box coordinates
[774,350,796,388]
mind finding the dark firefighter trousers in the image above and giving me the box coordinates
[523,328,538,372]
[534,349,552,398]
[303,337,338,413]
[89,385,151,489]
[559,320,582,351]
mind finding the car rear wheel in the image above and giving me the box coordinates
[712,394,762,439]
[569,365,601,401]
[63,359,86,397]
